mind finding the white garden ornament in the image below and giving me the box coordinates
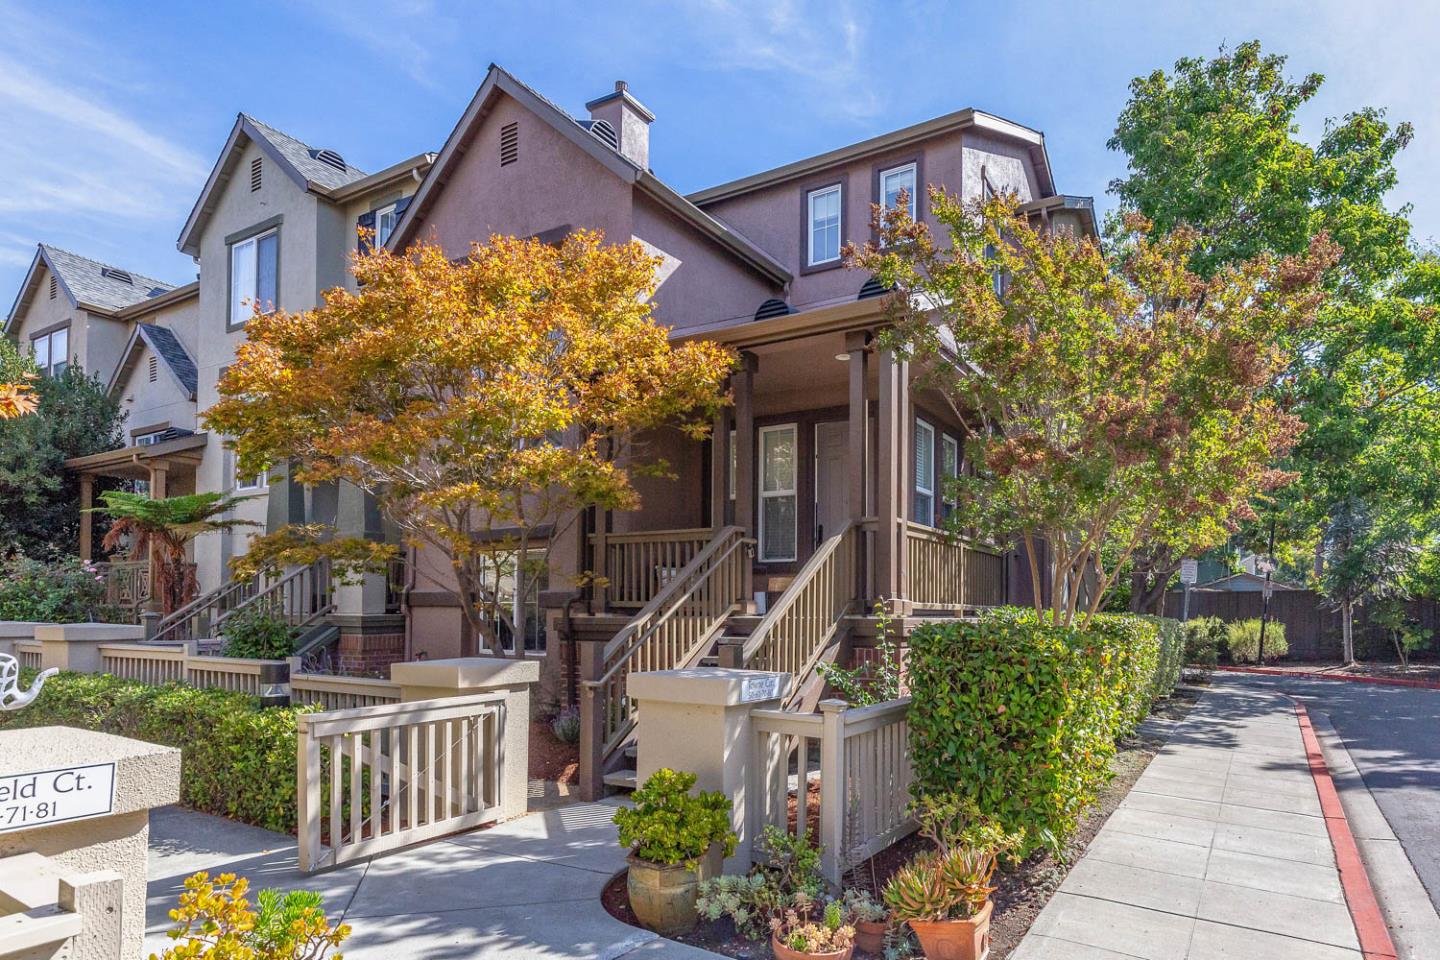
[0,653,55,710]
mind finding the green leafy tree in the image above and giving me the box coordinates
[850,191,1335,624]
[0,360,124,558]
[1319,499,1418,664]
[92,491,259,616]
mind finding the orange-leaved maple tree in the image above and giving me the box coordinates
[850,191,1338,625]
[205,231,735,656]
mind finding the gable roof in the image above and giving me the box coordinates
[387,64,790,286]
[108,322,198,400]
[4,244,178,333]
[688,109,1057,206]
[178,114,371,256]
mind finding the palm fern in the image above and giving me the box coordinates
[92,491,260,615]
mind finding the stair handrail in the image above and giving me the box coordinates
[149,574,259,646]
[223,558,335,627]
[149,559,334,647]
[741,520,860,706]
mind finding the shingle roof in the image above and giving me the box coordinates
[135,323,197,397]
[39,245,176,312]
[242,115,369,191]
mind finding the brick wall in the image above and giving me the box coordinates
[335,631,406,676]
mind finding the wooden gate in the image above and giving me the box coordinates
[297,693,506,871]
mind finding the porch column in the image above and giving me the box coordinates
[733,352,758,612]
[147,463,168,499]
[710,407,731,530]
[145,463,169,616]
[78,475,94,562]
[875,349,909,613]
[846,332,870,603]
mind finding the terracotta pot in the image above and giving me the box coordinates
[906,900,993,960]
[770,935,855,960]
[853,919,888,956]
[626,856,699,937]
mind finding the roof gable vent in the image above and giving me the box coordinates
[49,275,57,300]
[250,156,263,191]
[754,298,793,322]
[858,277,893,300]
[583,118,619,151]
[311,148,347,171]
[500,122,519,167]
[148,355,158,383]
[101,267,133,284]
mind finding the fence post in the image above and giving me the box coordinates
[577,641,607,801]
[296,716,323,871]
[818,698,847,888]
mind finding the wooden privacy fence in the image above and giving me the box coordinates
[750,697,914,886]
[296,692,507,871]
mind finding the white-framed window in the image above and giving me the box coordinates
[230,228,278,326]
[941,433,960,520]
[235,457,267,491]
[807,184,842,266]
[880,162,918,220]
[915,418,936,527]
[495,550,549,655]
[134,431,165,447]
[758,423,798,562]
[374,201,399,248]
[30,328,69,377]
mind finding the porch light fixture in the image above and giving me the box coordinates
[835,352,851,361]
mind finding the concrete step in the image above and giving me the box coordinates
[603,768,638,790]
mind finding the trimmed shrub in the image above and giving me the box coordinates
[1181,616,1225,667]
[907,608,1163,854]
[1225,618,1287,663]
[0,554,119,623]
[221,603,297,660]
[0,671,307,833]
[1139,615,1184,699]
[550,706,581,744]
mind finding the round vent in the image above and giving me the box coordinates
[754,298,792,322]
[587,118,619,150]
[858,277,893,300]
[312,148,347,171]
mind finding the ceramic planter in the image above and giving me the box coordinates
[853,919,888,955]
[906,900,993,960]
[626,856,700,937]
[770,935,855,960]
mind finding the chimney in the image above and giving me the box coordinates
[585,80,654,170]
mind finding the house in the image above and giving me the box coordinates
[382,65,1096,794]
[1193,572,1303,593]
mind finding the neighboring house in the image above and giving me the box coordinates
[386,64,1096,792]
[1194,572,1303,593]
[3,245,181,386]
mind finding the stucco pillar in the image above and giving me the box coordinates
[629,668,790,873]
[77,475,94,563]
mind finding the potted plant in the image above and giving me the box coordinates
[882,795,1019,960]
[842,888,888,955]
[613,768,737,936]
[770,895,856,960]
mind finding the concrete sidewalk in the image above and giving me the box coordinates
[1013,677,1366,959]
[146,800,719,960]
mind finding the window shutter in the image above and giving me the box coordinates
[393,195,412,216]
[357,211,376,254]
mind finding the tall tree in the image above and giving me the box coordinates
[205,231,734,656]
[0,358,124,558]
[0,339,38,420]
[849,191,1336,625]
[1107,40,1428,611]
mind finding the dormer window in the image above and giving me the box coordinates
[374,202,399,248]
[30,327,68,378]
[879,162,917,220]
[807,184,842,267]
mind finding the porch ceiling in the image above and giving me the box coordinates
[749,329,873,417]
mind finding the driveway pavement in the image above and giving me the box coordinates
[146,801,719,960]
[1013,676,1366,959]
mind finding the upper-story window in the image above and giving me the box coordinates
[941,433,960,521]
[134,430,165,447]
[915,417,936,527]
[880,162,918,220]
[807,184,842,267]
[230,227,278,327]
[374,202,399,248]
[31,328,69,378]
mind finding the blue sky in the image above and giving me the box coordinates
[2,0,1437,297]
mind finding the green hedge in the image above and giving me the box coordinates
[1139,615,1184,699]
[0,671,306,833]
[907,608,1166,854]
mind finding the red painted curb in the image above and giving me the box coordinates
[1217,664,1440,690]
[1292,702,1399,960]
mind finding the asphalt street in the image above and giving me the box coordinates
[1237,673,1440,912]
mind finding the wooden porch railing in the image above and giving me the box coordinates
[590,528,715,609]
[583,526,751,766]
[903,523,1006,609]
[742,520,860,706]
[151,559,335,646]
[101,560,152,612]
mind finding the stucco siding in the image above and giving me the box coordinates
[960,129,1039,202]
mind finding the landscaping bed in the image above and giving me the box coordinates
[602,682,1203,958]
[1222,659,1440,683]
[529,716,579,784]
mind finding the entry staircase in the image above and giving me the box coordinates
[585,521,865,790]
[148,558,336,648]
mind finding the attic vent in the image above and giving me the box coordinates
[148,355,158,383]
[857,277,893,300]
[101,267,133,284]
[586,119,618,150]
[500,122,519,167]
[251,156,263,191]
[48,276,57,300]
[754,298,793,322]
[146,286,168,298]
[312,148,347,171]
